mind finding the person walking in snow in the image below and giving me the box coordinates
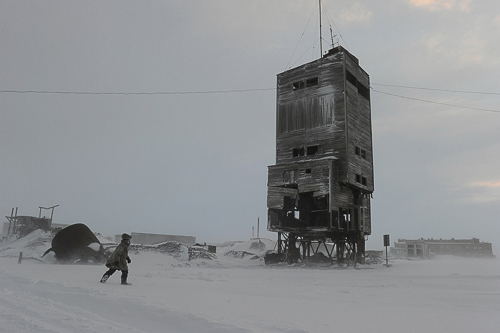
[100,233,132,285]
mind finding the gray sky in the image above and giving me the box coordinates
[1,0,499,249]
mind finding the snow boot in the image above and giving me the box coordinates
[100,274,110,283]
[121,277,131,285]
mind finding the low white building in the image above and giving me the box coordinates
[115,232,196,245]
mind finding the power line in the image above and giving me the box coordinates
[0,88,275,95]
[371,89,500,113]
[289,39,320,69]
[286,1,318,70]
[372,83,500,96]
[1,86,498,113]
[3,85,498,97]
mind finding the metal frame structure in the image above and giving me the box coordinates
[276,232,365,266]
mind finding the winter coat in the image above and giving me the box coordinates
[106,240,130,271]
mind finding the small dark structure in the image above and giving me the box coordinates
[267,46,374,264]
[42,223,106,263]
[6,216,51,237]
[5,205,58,238]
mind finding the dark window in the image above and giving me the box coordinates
[358,83,370,101]
[356,174,361,183]
[307,145,319,155]
[346,70,370,101]
[346,70,358,87]
[355,146,367,159]
[355,174,367,186]
[292,81,305,90]
[305,169,312,174]
[293,147,304,157]
[293,77,319,90]
[306,77,319,87]
[361,149,367,159]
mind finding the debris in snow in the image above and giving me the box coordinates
[188,246,217,260]
[223,238,276,260]
[264,252,285,265]
[41,223,106,264]
[128,242,217,261]
[128,242,184,257]
[303,252,331,264]
[365,251,383,265]
[224,250,255,259]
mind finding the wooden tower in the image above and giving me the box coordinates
[266,46,373,264]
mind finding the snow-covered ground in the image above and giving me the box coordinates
[1,231,499,333]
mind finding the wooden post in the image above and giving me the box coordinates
[18,252,23,264]
[13,207,18,235]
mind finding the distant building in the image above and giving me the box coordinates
[51,223,70,230]
[115,232,196,245]
[391,238,494,258]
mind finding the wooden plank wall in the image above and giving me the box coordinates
[267,160,332,197]
[267,46,374,235]
[275,53,346,169]
[345,54,374,192]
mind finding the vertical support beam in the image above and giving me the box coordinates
[357,233,366,264]
[277,232,282,254]
[7,207,14,235]
[13,207,18,235]
[336,239,344,265]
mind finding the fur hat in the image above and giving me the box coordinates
[121,233,132,240]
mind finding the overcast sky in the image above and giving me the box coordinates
[1,0,499,249]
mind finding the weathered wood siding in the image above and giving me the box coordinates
[267,46,373,236]
[267,187,298,210]
[267,159,334,197]
[344,53,374,192]
[276,52,346,167]
[363,198,371,234]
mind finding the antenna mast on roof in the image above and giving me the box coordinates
[319,0,323,56]
[330,25,338,48]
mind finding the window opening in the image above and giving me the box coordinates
[307,145,319,155]
[293,147,305,157]
[346,70,370,101]
[355,146,367,159]
[292,80,305,90]
[293,77,319,90]
[358,83,370,101]
[283,170,298,184]
[346,70,358,87]
[306,77,319,87]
